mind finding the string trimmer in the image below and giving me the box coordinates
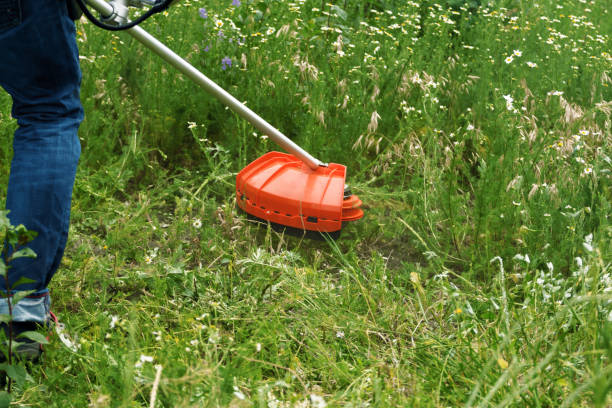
[77,0,364,237]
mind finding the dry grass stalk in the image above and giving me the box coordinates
[559,96,584,124]
[368,111,381,134]
[371,85,380,103]
[292,55,319,81]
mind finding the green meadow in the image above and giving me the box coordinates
[0,0,610,406]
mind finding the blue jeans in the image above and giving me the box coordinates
[0,0,83,322]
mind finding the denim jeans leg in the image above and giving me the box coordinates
[0,0,83,322]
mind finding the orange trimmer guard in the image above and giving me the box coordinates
[236,152,363,233]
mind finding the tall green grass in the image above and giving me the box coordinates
[0,0,610,406]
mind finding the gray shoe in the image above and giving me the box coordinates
[1,321,45,362]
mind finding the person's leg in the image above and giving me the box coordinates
[0,0,83,323]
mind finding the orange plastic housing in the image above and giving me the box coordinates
[236,152,363,233]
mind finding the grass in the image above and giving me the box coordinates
[0,0,611,406]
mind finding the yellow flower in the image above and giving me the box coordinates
[497,357,509,369]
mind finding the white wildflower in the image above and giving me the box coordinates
[141,355,154,363]
[135,354,154,368]
[233,386,246,400]
[310,394,327,408]
[583,233,594,252]
[110,315,119,329]
[513,254,530,264]
[503,94,514,111]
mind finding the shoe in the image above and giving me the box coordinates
[0,321,46,363]
[0,316,55,388]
